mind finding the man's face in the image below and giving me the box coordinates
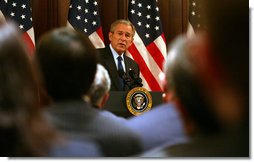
[109,23,134,55]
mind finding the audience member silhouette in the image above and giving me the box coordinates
[0,21,58,157]
[85,64,111,109]
[125,37,193,153]
[84,64,126,122]
[35,27,142,156]
[138,0,249,157]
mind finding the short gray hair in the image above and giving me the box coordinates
[88,64,111,107]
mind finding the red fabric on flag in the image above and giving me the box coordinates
[22,31,35,56]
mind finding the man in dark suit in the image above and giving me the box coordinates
[97,19,142,91]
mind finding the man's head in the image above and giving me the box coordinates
[109,19,135,55]
[36,27,97,101]
[86,64,111,109]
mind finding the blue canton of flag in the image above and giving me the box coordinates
[67,0,105,49]
[0,0,35,55]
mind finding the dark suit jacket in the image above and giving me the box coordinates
[44,100,142,157]
[97,46,140,91]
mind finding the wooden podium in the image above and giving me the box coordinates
[103,91,163,118]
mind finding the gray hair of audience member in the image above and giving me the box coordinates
[88,64,111,108]
[163,36,220,135]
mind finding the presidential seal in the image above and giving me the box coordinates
[126,87,152,116]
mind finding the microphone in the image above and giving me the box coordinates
[118,69,132,90]
[128,68,143,87]
[118,69,125,78]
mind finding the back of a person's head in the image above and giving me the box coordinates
[164,36,221,135]
[0,22,39,116]
[0,22,56,156]
[36,28,98,101]
[88,64,111,108]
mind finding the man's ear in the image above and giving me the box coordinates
[100,92,110,109]
[108,32,113,42]
[162,80,175,103]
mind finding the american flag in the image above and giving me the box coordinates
[187,0,204,37]
[0,0,35,55]
[127,0,167,91]
[67,0,105,49]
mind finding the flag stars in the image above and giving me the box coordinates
[84,19,88,23]
[21,15,26,19]
[145,24,150,29]
[69,4,73,8]
[155,26,159,30]
[137,22,142,26]
[147,5,151,10]
[85,0,89,3]
[94,1,98,6]
[192,11,195,16]
[130,9,135,14]
[137,12,142,17]
[19,25,24,29]
[84,28,87,33]
[12,3,16,7]
[85,9,88,13]
[156,7,159,11]
[76,15,81,20]
[92,21,97,26]
[77,5,82,10]
[146,15,151,19]
[138,3,142,8]
[93,11,97,16]
[131,0,135,5]
[21,4,26,9]
[192,2,196,6]
[145,33,150,38]
[155,16,160,21]
[10,12,15,17]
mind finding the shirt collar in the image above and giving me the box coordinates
[109,44,124,61]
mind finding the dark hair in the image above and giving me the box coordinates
[0,22,57,156]
[36,28,98,101]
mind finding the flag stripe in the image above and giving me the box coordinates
[22,30,35,55]
[146,40,165,70]
[128,0,166,91]
[127,32,164,90]
[96,26,104,43]
[128,43,162,91]
[88,30,105,49]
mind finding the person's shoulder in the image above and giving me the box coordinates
[49,138,103,157]
[126,102,181,126]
